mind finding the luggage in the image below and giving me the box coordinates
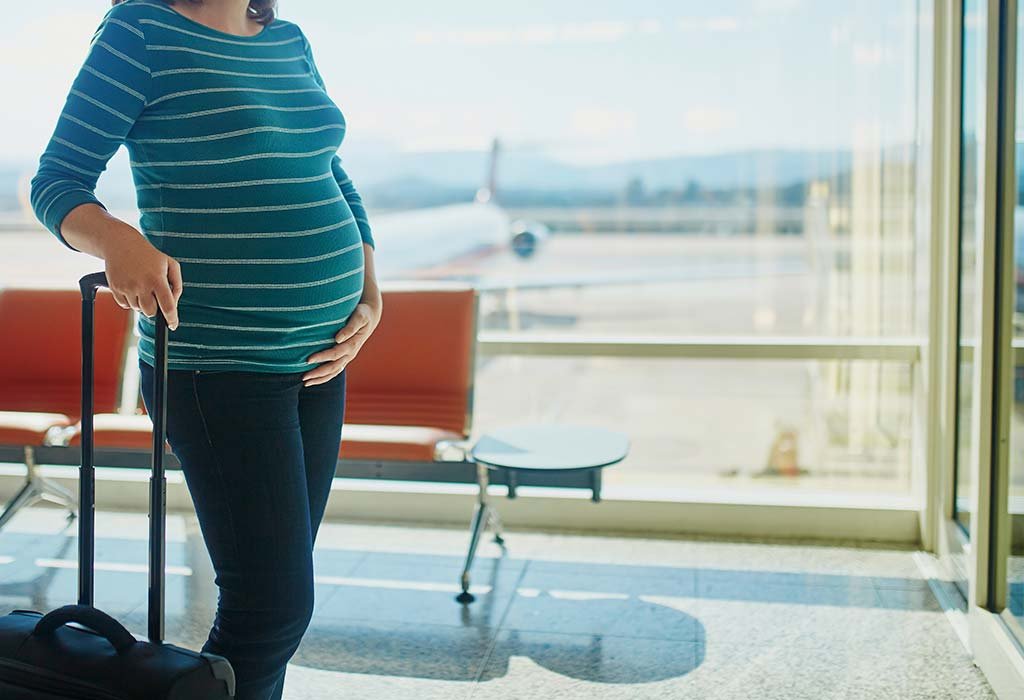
[0,271,235,698]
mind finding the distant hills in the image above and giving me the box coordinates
[0,145,932,214]
[348,146,878,209]
[347,147,856,192]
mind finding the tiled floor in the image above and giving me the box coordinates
[0,506,996,699]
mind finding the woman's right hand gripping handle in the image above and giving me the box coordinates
[106,232,182,331]
[61,203,182,331]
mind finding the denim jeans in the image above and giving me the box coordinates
[138,357,346,700]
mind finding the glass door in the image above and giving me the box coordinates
[933,0,1024,690]
[959,0,1024,691]
[999,0,1024,650]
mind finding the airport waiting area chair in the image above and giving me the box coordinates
[0,287,133,529]
[333,283,478,463]
[0,282,599,536]
[58,283,479,465]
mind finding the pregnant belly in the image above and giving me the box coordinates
[138,198,366,368]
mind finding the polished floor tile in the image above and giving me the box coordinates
[316,552,524,630]
[500,587,703,641]
[478,629,705,685]
[0,506,997,699]
[294,618,495,682]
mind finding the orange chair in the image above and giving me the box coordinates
[1,282,481,528]
[0,287,133,531]
[99,282,479,466]
[339,282,478,464]
[71,282,479,467]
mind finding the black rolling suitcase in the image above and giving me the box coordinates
[0,271,235,698]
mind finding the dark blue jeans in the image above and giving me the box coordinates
[138,358,346,700]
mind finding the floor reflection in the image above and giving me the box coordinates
[0,512,996,698]
[289,600,705,683]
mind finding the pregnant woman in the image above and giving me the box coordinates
[29,0,382,697]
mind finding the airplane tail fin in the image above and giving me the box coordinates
[475,137,500,204]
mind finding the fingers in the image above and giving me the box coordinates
[302,355,351,383]
[303,363,343,386]
[111,290,132,310]
[155,266,180,330]
[335,316,366,342]
[134,293,157,319]
[303,372,337,387]
[105,251,183,329]
[167,257,183,304]
[306,343,354,367]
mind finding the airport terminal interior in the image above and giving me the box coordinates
[4,0,1024,697]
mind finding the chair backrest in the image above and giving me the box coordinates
[0,287,132,418]
[344,283,478,437]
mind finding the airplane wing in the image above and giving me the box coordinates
[436,259,808,292]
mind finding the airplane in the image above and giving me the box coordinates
[14,136,805,294]
[365,138,805,292]
[361,139,548,283]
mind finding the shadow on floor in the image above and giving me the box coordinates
[0,527,958,686]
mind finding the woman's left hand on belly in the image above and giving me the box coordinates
[302,296,383,386]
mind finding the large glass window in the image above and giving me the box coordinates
[472,356,914,496]
[3,1,932,499]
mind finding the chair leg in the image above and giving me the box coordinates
[26,446,77,522]
[0,447,77,533]
[40,474,77,507]
[36,477,78,519]
[0,476,40,532]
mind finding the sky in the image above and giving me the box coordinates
[1,0,923,168]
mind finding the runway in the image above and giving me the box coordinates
[0,223,918,496]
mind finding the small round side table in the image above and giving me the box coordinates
[456,423,629,603]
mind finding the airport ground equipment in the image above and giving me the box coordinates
[0,271,234,699]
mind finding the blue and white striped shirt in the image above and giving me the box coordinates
[30,0,375,373]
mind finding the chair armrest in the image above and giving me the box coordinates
[434,438,472,462]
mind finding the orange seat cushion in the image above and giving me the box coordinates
[338,424,465,462]
[65,413,169,452]
[62,417,458,463]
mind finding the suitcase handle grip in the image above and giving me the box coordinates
[79,270,168,328]
[32,604,137,654]
[79,270,109,301]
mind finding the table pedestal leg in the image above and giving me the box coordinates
[457,463,497,604]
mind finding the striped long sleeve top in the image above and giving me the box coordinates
[30,0,375,373]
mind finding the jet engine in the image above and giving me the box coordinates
[509,219,550,259]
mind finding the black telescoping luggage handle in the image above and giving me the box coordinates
[68,270,169,645]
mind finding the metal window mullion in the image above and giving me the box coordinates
[474,335,921,362]
[967,0,1006,609]
[941,0,967,538]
